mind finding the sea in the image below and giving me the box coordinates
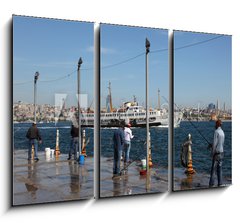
[13,120,231,177]
[174,121,232,179]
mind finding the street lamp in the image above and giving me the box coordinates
[34,72,40,123]
[77,57,83,157]
[145,38,150,175]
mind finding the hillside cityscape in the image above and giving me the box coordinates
[13,100,231,123]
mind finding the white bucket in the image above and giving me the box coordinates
[141,159,146,169]
[45,147,51,156]
[50,149,55,156]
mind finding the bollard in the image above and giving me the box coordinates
[148,132,153,167]
[31,144,34,160]
[81,129,87,157]
[55,129,60,157]
[185,134,195,175]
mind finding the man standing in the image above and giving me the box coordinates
[26,122,42,161]
[112,122,125,178]
[68,124,79,160]
[123,123,134,165]
[209,119,225,187]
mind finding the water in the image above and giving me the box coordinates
[13,120,232,178]
[100,127,168,168]
[13,122,94,156]
[13,122,168,168]
[174,121,232,178]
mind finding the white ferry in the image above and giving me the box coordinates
[70,82,182,128]
[80,104,182,128]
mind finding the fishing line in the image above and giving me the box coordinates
[120,140,147,174]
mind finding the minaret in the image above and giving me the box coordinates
[133,95,137,105]
[157,88,161,110]
[108,81,113,112]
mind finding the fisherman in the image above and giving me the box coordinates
[112,121,125,178]
[208,119,225,187]
[26,122,42,161]
[68,124,79,160]
[123,123,134,166]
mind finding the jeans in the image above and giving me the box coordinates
[113,146,122,175]
[28,139,38,160]
[69,137,79,160]
[209,153,223,186]
[123,141,131,163]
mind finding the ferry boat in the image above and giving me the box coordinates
[79,104,182,128]
[76,82,182,128]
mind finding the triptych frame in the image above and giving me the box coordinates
[12,15,232,206]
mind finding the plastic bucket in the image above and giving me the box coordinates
[50,149,55,157]
[45,148,51,156]
[79,155,85,165]
[141,159,146,169]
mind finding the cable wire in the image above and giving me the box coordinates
[13,35,225,85]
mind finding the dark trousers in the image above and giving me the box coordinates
[28,139,38,160]
[69,137,79,160]
[113,146,122,175]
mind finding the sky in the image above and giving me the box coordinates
[100,24,169,109]
[13,17,231,110]
[13,15,94,108]
[174,31,232,110]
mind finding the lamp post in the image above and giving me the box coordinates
[34,72,40,123]
[78,57,83,156]
[145,38,150,174]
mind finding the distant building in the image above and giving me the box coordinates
[208,103,215,111]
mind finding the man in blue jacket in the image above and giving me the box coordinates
[112,122,125,178]
[209,119,225,187]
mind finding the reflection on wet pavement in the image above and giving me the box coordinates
[13,150,93,206]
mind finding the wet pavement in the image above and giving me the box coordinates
[13,150,93,206]
[100,157,168,198]
[173,168,232,191]
[13,150,230,205]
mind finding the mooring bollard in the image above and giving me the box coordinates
[148,132,153,167]
[31,144,34,160]
[185,134,195,175]
[81,129,87,157]
[55,129,60,157]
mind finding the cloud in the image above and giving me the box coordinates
[86,46,116,54]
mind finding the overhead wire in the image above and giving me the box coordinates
[13,34,225,85]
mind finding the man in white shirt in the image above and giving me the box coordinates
[123,123,134,165]
[209,119,225,187]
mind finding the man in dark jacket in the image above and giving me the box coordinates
[68,124,79,160]
[26,122,42,161]
[112,122,125,177]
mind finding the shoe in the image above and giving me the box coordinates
[34,158,39,162]
[67,157,71,160]
[112,173,122,180]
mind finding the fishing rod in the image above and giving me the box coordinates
[184,114,211,145]
[120,140,147,174]
[167,95,212,146]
